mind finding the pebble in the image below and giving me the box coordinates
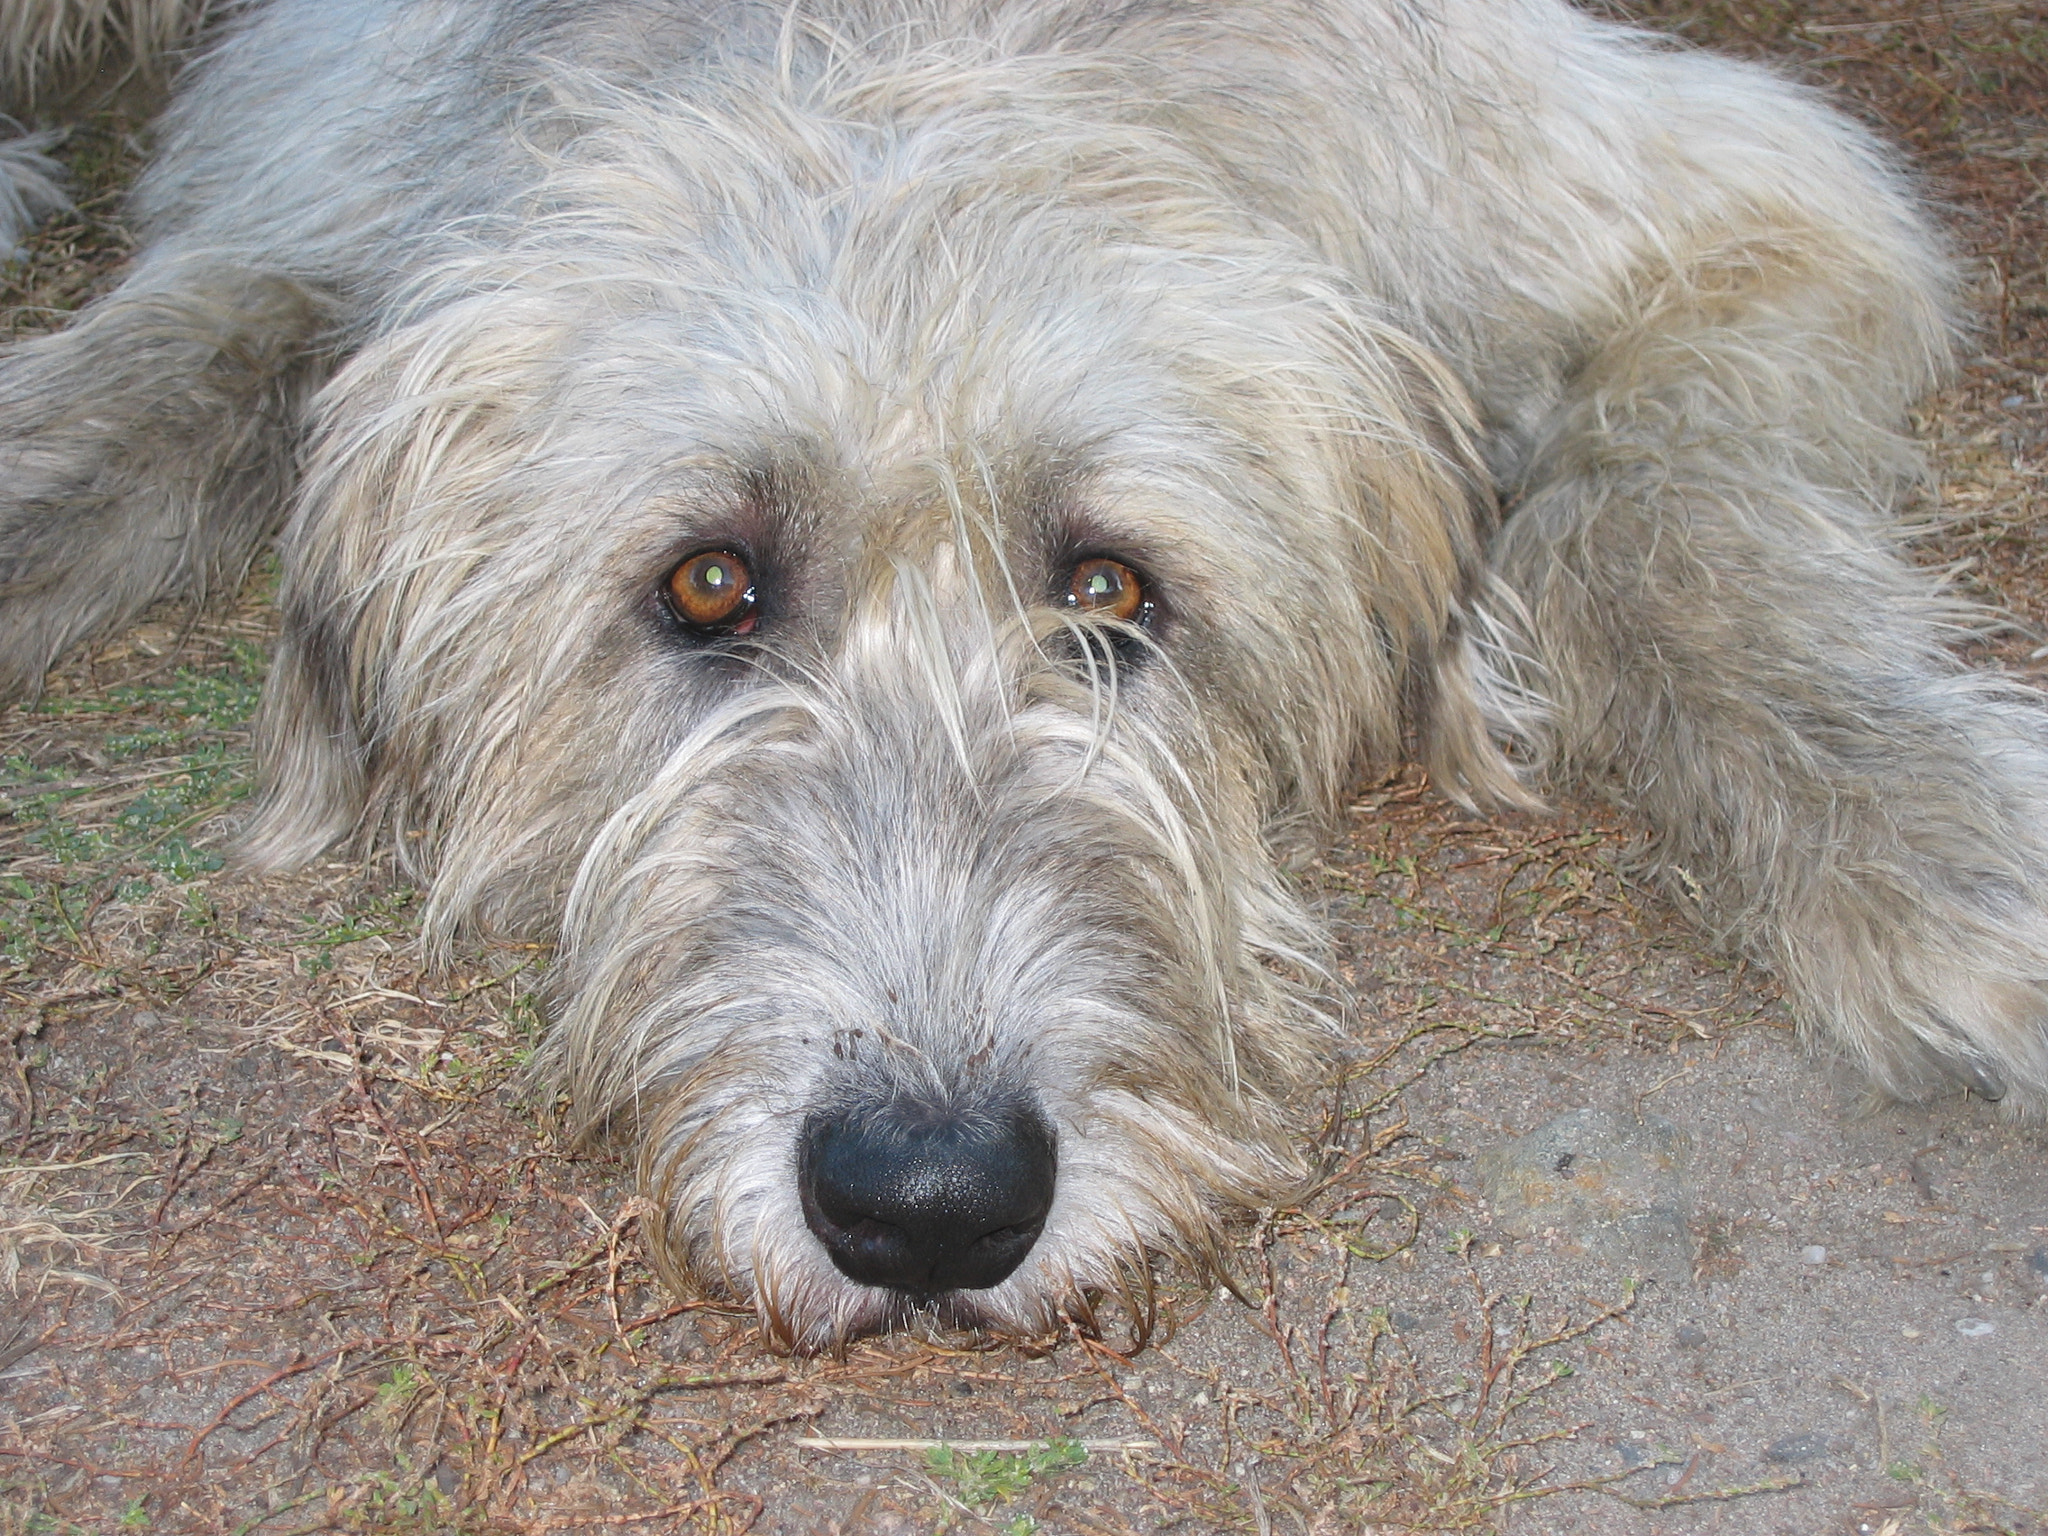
[1475,1109,1692,1284]
[1763,1431,1834,1464]
[1675,1323,1709,1348]
[1955,1317,1995,1338]
[2004,394,2028,408]
[1801,1245,1826,1265]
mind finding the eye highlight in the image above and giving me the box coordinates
[665,549,759,635]
[1065,557,1147,624]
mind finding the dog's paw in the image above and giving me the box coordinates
[1774,888,2048,1114]
[1768,700,2048,1117]
[1838,952,2048,1116]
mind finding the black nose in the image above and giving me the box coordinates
[798,1097,1057,1294]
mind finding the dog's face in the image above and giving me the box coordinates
[248,84,1512,1346]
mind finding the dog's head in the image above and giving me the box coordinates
[247,63,1524,1348]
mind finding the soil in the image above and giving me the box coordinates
[2,1,2045,1532]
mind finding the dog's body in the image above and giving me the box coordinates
[2,0,2038,1347]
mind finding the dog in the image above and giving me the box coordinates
[2,0,2039,1351]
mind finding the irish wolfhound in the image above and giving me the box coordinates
[2,0,2038,1349]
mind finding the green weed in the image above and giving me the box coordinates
[299,889,419,974]
[1,643,264,966]
[927,1440,1087,1515]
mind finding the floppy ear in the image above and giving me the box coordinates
[241,563,372,872]
[240,368,405,874]
[239,299,564,871]
[1414,576,1548,811]
[1338,329,1545,813]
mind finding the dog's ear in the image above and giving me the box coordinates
[1414,578,1548,812]
[239,302,559,871]
[239,347,407,873]
[1332,331,1545,812]
[242,573,371,871]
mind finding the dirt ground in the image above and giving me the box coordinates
[3,2,2045,1532]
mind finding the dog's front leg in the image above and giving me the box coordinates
[0,253,330,700]
[1489,222,2048,1112]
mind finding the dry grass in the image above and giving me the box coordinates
[0,108,146,333]
[2,3,2044,1532]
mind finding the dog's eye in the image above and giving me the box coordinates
[1066,558,1146,624]
[666,550,758,635]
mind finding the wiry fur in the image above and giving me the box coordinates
[1,0,2035,1349]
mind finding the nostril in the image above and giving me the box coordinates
[797,1096,1057,1295]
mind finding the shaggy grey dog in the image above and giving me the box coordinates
[1,0,2037,1348]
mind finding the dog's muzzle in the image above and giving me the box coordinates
[797,1096,1056,1295]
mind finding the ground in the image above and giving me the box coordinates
[2,1,2044,1532]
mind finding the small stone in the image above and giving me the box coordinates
[2004,394,2028,408]
[1801,1245,1826,1265]
[1954,1317,1995,1338]
[1763,1431,1832,1464]
[1901,1327,1922,1339]
[1475,1109,1692,1284]
[1675,1323,1709,1348]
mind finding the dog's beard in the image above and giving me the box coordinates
[544,597,1323,1348]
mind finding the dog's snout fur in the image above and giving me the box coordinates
[545,544,1325,1345]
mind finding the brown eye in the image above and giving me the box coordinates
[666,549,758,634]
[1066,558,1146,624]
